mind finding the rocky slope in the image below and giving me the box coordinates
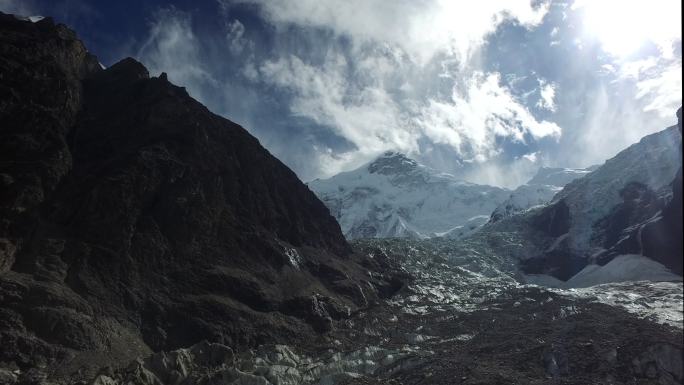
[0,13,403,382]
[67,237,683,385]
[309,152,510,239]
[490,111,682,281]
[594,107,683,276]
[490,166,593,222]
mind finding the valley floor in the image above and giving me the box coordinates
[77,238,684,385]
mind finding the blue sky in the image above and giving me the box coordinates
[2,0,681,188]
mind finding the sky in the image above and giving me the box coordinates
[2,0,682,188]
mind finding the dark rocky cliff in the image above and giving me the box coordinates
[607,107,683,275]
[0,13,402,381]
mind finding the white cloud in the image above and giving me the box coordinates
[136,8,217,101]
[558,80,679,171]
[226,0,559,179]
[130,1,675,189]
[613,56,683,119]
[635,62,682,118]
[618,57,659,79]
[522,152,539,162]
[459,153,543,189]
[226,19,247,54]
[573,0,681,58]
[259,53,416,175]
[257,51,562,178]
[231,0,550,65]
[418,72,561,160]
[536,79,557,112]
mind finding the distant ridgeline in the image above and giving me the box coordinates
[309,150,600,241]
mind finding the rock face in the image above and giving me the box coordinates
[308,152,510,239]
[0,13,402,381]
[519,112,682,280]
[602,108,684,275]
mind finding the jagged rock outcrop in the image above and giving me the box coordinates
[0,13,404,382]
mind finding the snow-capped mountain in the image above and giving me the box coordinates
[489,167,594,222]
[308,152,510,239]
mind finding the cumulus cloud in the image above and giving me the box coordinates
[536,79,557,112]
[254,50,561,178]
[417,72,560,161]
[225,0,560,179]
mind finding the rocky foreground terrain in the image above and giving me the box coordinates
[26,237,681,385]
[0,11,682,385]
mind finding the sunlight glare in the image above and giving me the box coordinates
[574,0,682,57]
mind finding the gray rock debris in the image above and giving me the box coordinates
[86,341,429,385]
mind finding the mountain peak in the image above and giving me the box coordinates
[309,151,510,240]
[368,151,419,175]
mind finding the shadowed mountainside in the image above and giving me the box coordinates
[0,12,404,381]
[514,114,682,280]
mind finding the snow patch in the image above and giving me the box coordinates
[565,254,681,288]
[526,254,681,289]
[12,15,45,23]
[284,247,302,269]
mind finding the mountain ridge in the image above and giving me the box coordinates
[309,151,511,239]
[513,121,682,280]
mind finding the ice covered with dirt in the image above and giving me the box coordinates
[80,236,682,385]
